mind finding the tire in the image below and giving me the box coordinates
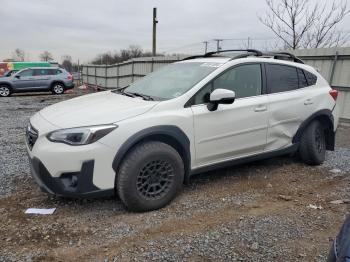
[299,120,326,165]
[117,141,184,212]
[51,83,65,95]
[0,85,11,97]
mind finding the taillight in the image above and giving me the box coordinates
[67,74,73,80]
[329,89,338,101]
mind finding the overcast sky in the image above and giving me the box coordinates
[0,0,349,63]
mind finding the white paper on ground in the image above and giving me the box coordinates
[25,208,56,215]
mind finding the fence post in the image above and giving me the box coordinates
[117,64,120,88]
[329,51,339,86]
[131,60,135,83]
[94,66,97,88]
[151,58,154,72]
[105,65,107,89]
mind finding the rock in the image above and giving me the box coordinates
[329,168,342,174]
[330,199,350,204]
[278,195,292,201]
[251,242,259,250]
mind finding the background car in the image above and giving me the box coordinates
[0,67,74,97]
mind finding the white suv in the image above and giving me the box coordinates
[26,50,339,212]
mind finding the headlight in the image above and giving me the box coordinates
[47,124,117,145]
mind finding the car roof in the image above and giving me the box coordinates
[180,54,317,73]
[25,67,61,69]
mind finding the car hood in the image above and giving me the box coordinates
[39,91,158,128]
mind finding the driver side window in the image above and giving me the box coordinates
[193,64,262,105]
[18,69,34,77]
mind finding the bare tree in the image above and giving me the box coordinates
[12,48,25,61]
[91,46,153,65]
[39,51,54,62]
[259,0,349,49]
[61,55,73,72]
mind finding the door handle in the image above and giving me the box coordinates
[254,105,267,112]
[304,99,313,105]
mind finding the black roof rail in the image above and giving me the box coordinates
[182,49,263,61]
[204,49,263,57]
[265,52,304,64]
[182,49,304,64]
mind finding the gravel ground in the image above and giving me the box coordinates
[0,90,349,261]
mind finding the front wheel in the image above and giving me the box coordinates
[0,85,11,97]
[299,120,326,165]
[52,83,65,95]
[117,141,184,212]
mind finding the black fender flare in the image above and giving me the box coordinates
[112,125,191,184]
[293,109,335,150]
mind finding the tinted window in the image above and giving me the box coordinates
[34,69,49,76]
[18,69,34,77]
[213,64,262,98]
[297,69,308,88]
[266,64,299,93]
[48,69,62,75]
[192,64,262,105]
[304,70,317,86]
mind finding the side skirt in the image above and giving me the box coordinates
[190,143,299,176]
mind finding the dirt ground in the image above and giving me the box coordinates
[0,90,349,261]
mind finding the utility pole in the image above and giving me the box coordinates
[213,39,223,52]
[203,41,209,53]
[152,7,158,57]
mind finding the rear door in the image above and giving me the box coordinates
[12,69,35,89]
[33,69,51,89]
[265,63,316,151]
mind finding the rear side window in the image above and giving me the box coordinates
[48,69,62,75]
[34,69,49,76]
[266,64,299,94]
[297,69,308,88]
[304,70,317,86]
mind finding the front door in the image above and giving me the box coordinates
[12,69,35,89]
[190,63,269,168]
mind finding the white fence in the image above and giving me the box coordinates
[82,56,183,89]
[82,48,350,120]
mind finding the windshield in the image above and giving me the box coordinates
[123,62,221,100]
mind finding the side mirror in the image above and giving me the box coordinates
[207,88,235,111]
[15,75,20,79]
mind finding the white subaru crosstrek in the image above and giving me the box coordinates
[26,50,340,212]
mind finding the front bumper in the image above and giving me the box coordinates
[26,113,117,198]
[65,82,75,90]
[28,156,114,198]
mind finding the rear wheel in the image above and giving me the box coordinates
[299,120,326,165]
[52,83,65,95]
[117,141,184,212]
[0,85,11,97]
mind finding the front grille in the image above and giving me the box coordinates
[26,123,38,150]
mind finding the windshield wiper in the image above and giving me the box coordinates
[112,88,135,98]
[126,92,154,101]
